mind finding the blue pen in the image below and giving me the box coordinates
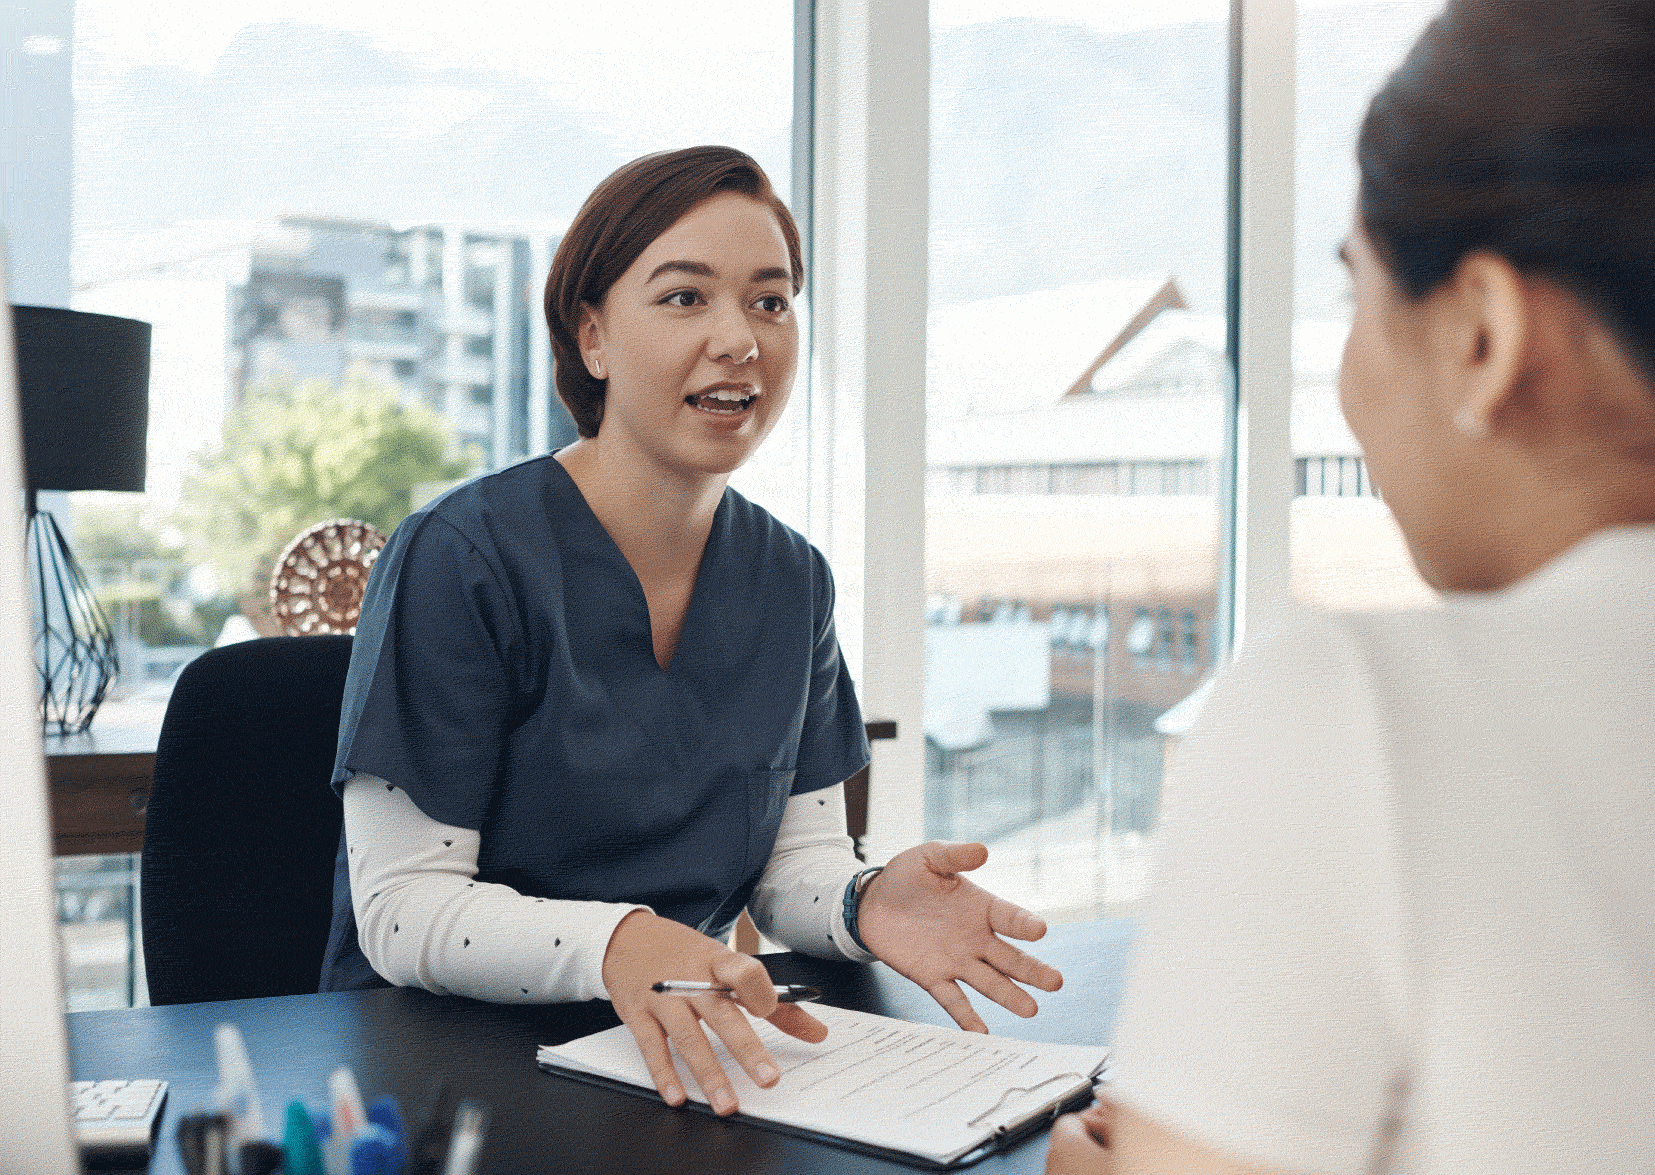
[366,1095,409,1174]
[311,1110,340,1175]
[350,1124,395,1175]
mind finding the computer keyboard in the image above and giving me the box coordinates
[71,1079,169,1166]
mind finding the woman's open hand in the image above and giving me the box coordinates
[856,841,1063,1032]
[600,909,827,1115]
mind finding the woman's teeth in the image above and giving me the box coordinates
[686,390,756,413]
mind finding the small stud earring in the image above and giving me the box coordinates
[1453,405,1488,438]
[594,360,604,379]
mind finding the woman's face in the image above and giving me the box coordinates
[580,191,798,479]
[1338,219,1483,591]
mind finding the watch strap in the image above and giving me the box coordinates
[841,865,885,956]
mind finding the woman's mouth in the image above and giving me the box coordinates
[685,386,758,414]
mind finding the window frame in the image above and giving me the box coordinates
[810,0,1296,862]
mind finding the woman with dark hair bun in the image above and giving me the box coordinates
[1048,2,1655,1172]
[318,145,1061,1117]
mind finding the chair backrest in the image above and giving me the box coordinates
[140,635,353,1004]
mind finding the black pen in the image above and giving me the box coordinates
[176,1113,229,1175]
[408,1077,456,1175]
[651,981,822,1003]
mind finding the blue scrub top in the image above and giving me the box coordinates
[319,455,870,992]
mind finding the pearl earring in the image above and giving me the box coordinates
[1453,405,1487,438]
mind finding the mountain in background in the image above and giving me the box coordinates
[76,7,1430,315]
[931,5,1434,315]
[77,24,639,231]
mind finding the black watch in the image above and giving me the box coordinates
[841,865,884,954]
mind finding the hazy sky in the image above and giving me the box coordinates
[933,0,1422,32]
[76,0,1436,157]
[75,0,796,160]
[78,0,1427,74]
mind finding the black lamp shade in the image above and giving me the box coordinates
[11,304,151,493]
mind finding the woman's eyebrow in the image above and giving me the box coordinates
[645,261,793,285]
[646,260,713,283]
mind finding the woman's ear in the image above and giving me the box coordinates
[577,303,606,380]
[1446,251,1527,439]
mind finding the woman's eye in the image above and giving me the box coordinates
[662,290,701,308]
[755,294,789,313]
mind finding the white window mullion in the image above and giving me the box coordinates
[811,0,929,861]
[1234,0,1296,647]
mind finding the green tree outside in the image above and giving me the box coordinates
[73,497,176,566]
[178,374,475,597]
[70,496,204,645]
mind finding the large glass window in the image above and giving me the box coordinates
[1291,0,1442,610]
[926,2,1230,919]
[60,0,798,1009]
[35,0,1464,1008]
[72,0,800,696]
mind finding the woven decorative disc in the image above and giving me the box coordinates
[269,518,388,636]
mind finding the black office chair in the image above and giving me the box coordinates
[140,635,353,1004]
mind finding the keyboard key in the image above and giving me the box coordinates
[72,1078,168,1166]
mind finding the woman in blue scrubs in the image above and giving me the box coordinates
[319,146,1061,1116]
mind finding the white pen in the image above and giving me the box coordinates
[212,1022,265,1167]
[325,1066,367,1175]
[651,981,822,1003]
[440,1099,488,1175]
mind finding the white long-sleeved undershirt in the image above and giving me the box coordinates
[343,773,877,1003]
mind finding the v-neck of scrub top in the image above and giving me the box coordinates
[546,456,731,765]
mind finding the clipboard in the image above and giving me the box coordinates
[535,1004,1110,1170]
[538,1059,1105,1170]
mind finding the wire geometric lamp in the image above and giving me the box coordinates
[12,305,151,735]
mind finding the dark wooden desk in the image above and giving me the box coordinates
[44,703,166,857]
[69,918,1135,1174]
[44,706,897,858]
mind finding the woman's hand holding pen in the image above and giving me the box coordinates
[856,841,1063,1033]
[601,909,828,1116]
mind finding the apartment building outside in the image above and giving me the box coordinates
[923,278,1423,846]
[229,216,578,472]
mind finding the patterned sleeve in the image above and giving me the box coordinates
[344,773,648,1002]
[747,784,876,962]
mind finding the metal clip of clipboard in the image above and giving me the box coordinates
[968,1057,1110,1139]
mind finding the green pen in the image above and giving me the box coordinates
[282,1099,325,1175]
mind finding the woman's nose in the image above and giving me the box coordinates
[708,305,759,365]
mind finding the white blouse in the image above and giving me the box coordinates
[342,774,877,1004]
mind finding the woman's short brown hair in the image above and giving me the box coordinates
[1358,0,1655,385]
[544,146,803,439]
